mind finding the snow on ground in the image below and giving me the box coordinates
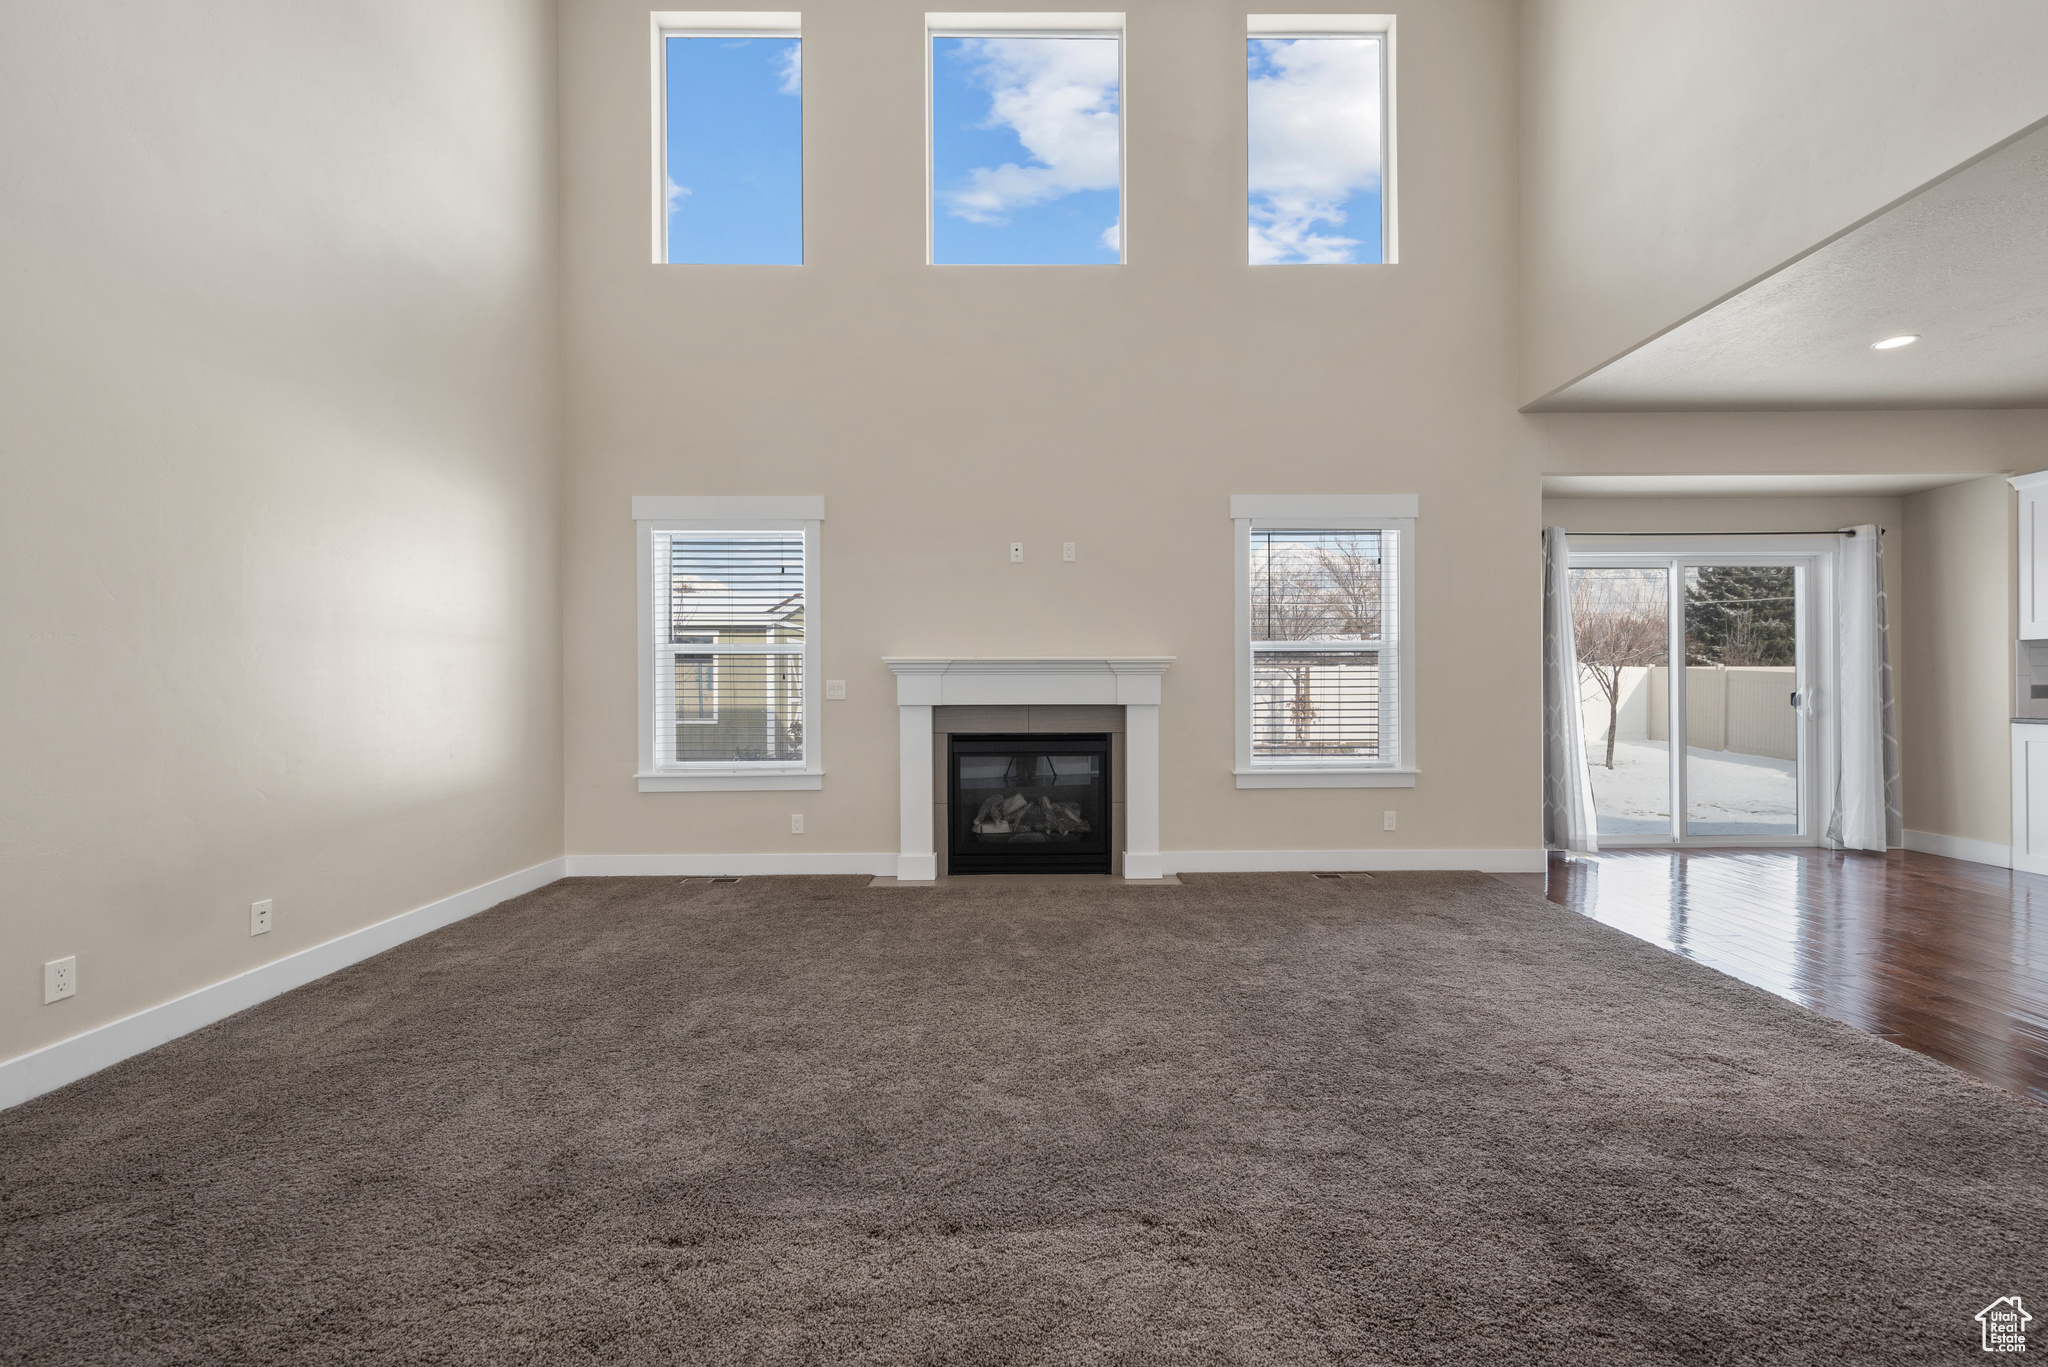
[1585,739,1797,835]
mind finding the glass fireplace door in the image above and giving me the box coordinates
[949,733,1111,874]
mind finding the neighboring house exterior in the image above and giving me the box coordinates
[671,577,805,764]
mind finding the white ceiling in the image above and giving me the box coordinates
[1529,121,2048,412]
[1541,473,1993,499]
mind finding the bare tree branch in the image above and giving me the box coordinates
[1571,572,1666,769]
[1251,534,1385,750]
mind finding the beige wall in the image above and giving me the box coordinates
[1520,0,2048,404]
[1542,496,1906,538]
[1526,410,2048,481]
[1901,476,2019,848]
[562,0,1539,860]
[0,3,564,1062]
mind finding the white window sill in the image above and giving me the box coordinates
[637,770,823,792]
[1234,768,1418,789]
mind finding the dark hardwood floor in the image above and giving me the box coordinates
[1543,848,2048,1105]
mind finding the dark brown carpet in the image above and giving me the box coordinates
[3,872,2044,1365]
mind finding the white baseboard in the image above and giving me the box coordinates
[564,853,897,877]
[1162,849,1549,874]
[0,857,567,1113]
[568,850,1549,877]
[1121,852,1165,880]
[596,850,1480,881]
[1903,829,2011,869]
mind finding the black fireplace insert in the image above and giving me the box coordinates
[947,733,1111,875]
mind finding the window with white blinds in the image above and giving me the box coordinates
[635,498,822,790]
[1234,498,1416,787]
[1251,529,1395,763]
[654,531,807,766]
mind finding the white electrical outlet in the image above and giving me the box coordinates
[1009,542,1024,563]
[791,813,804,834]
[1062,542,1075,561]
[44,957,76,1004]
[825,679,846,700]
[1383,811,1397,831]
[251,899,273,936]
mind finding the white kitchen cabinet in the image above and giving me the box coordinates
[2013,723,2048,874]
[2010,471,2048,641]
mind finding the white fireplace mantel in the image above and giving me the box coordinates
[883,658,1173,881]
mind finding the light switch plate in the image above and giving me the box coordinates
[825,680,846,700]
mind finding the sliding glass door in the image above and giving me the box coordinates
[1682,564,1801,836]
[1571,566,1671,837]
[1570,540,1830,846]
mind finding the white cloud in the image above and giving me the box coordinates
[778,43,801,96]
[1247,38,1381,264]
[1249,194,1359,265]
[1100,219,1120,253]
[938,37,1120,225]
[666,177,691,214]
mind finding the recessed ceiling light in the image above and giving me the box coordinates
[1871,334,1920,350]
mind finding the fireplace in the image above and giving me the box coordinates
[885,658,1171,881]
[948,733,1111,875]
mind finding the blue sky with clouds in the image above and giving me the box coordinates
[661,33,1379,268]
[931,37,1121,265]
[664,37,802,265]
[1247,38,1383,264]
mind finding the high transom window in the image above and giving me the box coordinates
[654,12,804,265]
[1247,15,1394,265]
[927,12,1124,265]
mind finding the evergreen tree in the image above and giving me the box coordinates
[1685,566,1795,665]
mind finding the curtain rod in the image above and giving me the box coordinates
[1556,528,1878,538]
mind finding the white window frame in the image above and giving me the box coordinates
[634,495,824,791]
[650,11,804,265]
[1233,494,1417,788]
[1246,14,1397,265]
[925,12,1127,265]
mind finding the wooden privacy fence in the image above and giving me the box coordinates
[1646,666,1797,762]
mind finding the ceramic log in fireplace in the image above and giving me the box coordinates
[947,733,1111,875]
